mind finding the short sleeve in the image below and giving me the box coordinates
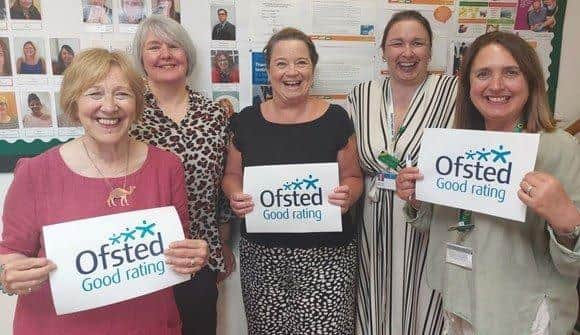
[230,106,253,152]
[0,158,40,256]
[331,104,355,150]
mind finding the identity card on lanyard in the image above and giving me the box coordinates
[377,85,406,191]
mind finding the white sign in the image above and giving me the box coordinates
[43,206,189,315]
[243,163,342,233]
[416,128,540,222]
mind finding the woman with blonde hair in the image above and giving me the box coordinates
[16,41,46,75]
[0,48,209,334]
[9,0,41,20]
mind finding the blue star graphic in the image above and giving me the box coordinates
[121,228,137,242]
[476,148,491,161]
[135,220,157,238]
[302,174,319,190]
[108,233,122,245]
[292,179,303,190]
[465,150,476,160]
[491,145,511,163]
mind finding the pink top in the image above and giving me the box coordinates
[1,145,189,335]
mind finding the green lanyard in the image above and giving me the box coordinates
[448,121,525,233]
[378,125,406,170]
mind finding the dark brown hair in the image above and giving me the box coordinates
[454,31,555,133]
[380,10,433,51]
[263,27,318,69]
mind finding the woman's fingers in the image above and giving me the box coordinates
[165,256,205,268]
[166,239,208,258]
[395,167,423,201]
[1,258,56,293]
[230,193,254,217]
[165,239,208,274]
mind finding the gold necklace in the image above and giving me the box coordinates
[81,140,136,207]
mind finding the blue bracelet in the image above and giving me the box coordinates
[0,263,15,296]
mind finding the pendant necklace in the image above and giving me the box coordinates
[81,140,136,207]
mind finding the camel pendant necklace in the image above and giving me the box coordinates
[82,140,136,207]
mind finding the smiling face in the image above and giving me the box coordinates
[469,43,529,130]
[267,39,314,105]
[61,48,74,66]
[383,19,431,86]
[28,98,42,115]
[142,31,187,85]
[76,65,137,147]
[216,54,229,71]
[23,42,36,57]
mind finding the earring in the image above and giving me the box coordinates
[382,56,388,63]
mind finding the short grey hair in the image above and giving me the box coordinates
[132,15,196,77]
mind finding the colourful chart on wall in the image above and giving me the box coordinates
[0,0,569,171]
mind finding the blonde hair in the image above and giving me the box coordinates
[60,48,145,122]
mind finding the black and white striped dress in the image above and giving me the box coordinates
[346,74,457,335]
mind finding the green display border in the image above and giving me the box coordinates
[547,0,567,110]
[0,0,570,172]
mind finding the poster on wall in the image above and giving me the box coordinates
[9,0,43,30]
[249,0,378,44]
[0,0,569,172]
[383,0,559,89]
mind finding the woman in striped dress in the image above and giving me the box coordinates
[346,11,457,335]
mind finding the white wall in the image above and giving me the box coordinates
[1,2,579,334]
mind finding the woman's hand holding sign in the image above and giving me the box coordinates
[518,171,580,239]
[165,239,209,275]
[229,193,254,218]
[395,167,423,209]
[328,185,352,214]
[0,254,56,295]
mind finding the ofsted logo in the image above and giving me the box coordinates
[259,174,324,222]
[433,145,513,203]
[74,220,167,292]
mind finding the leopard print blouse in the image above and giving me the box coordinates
[131,87,232,272]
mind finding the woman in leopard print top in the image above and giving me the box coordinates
[130,15,234,335]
